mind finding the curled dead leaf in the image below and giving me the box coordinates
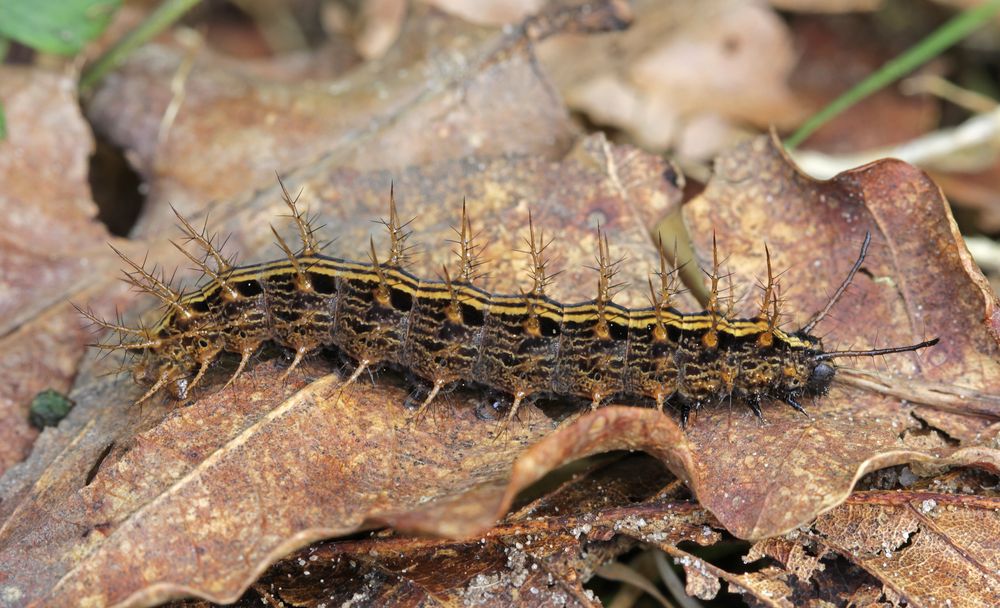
[251,454,712,607]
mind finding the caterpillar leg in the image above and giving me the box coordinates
[134,368,180,404]
[654,389,674,413]
[279,345,311,381]
[411,379,445,421]
[505,391,527,425]
[784,396,808,416]
[492,390,527,441]
[344,359,371,386]
[187,361,210,395]
[187,342,223,395]
[680,403,691,428]
[222,348,256,391]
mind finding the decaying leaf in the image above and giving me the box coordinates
[234,454,714,607]
[0,127,680,605]
[814,491,1000,604]
[744,477,1000,608]
[86,0,632,237]
[2,2,999,606]
[537,0,806,157]
[0,66,108,475]
[4,362,561,606]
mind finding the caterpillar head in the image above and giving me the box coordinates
[806,360,836,394]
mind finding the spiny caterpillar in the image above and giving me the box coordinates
[83,182,938,427]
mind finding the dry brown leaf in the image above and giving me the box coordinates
[86,1,631,237]
[676,133,1000,538]
[234,454,711,607]
[650,467,999,607]
[814,492,1000,604]
[0,131,680,606]
[929,166,1000,234]
[747,486,1000,608]
[0,67,108,474]
[538,0,807,157]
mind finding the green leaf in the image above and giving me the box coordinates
[0,0,122,55]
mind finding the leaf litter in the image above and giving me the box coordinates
[0,120,682,605]
[0,67,109,475]
[0,1,998,607]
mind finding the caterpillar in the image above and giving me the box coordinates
[82,182,938,427]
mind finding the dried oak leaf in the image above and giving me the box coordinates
[0,66,110,475]
[86,0,630,237]
[747,486,1000,608]
[928,166,1000,234]
[425,133,1000,550]
[0,135,680,607]
[233,454,713,607]
[675,133,1000,539]
[814,491,1000,605]
[537,0,807,158]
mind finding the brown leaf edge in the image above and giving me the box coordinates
[477,407,1000,543]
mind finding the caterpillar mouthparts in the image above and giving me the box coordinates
[81,180,939,428]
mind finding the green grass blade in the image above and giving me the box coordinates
[785,0,1000,150]
[80,0,202,93]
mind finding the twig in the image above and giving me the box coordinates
[901,74,998,114]
[653,550,702,608]
[598,557,677,608]
[791,106,1000,179]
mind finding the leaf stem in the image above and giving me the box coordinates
[80,0,202,94]
[784,0,1000,149]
